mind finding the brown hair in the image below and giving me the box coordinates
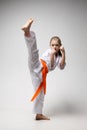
[50,36,62,46]
[50,36,62,56]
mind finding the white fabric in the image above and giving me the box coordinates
[25,31,44,114]
[24,31,65,114]
[40,49,62,71]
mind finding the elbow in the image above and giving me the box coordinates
[59,62,66,70]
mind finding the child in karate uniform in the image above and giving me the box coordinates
[21,18,66,120]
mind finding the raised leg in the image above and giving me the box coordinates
[21,18,50,120]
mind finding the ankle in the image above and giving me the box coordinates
[24,32,31,37]
[36,114,42,116]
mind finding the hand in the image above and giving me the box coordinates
[60,45,65,54]
[51,48,57,55]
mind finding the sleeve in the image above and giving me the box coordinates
[58,56,66,70]
[40,49,50,61]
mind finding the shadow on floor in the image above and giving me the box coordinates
[46,102,85,117]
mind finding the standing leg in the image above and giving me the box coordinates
[21,18,50,120]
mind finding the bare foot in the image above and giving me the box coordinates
[35,114,50,120]
[21,18,33,33]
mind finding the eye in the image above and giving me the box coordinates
[51,44,54,46]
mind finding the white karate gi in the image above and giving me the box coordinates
[25,31,65,114]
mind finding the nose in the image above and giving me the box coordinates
[54,46,56,49]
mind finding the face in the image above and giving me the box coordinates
[50,39,61,53]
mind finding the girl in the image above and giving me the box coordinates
[21,18,66,120]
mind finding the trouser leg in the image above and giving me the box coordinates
[33,88,44,114]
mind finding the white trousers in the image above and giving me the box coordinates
[25,31,45,114]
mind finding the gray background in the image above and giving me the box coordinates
[0,0,87,115]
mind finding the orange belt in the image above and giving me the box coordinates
[31,59,48,101]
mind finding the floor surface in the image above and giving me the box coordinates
[0,109,87,130]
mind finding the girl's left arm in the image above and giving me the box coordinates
[59,46,66,69]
